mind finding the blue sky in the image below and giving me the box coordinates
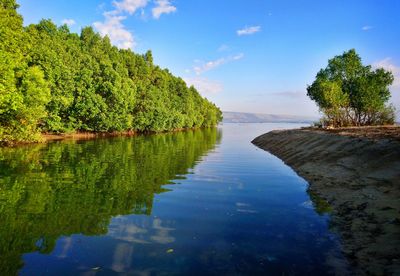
[19,0,400,117]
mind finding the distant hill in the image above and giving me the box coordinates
[222,112,317,124]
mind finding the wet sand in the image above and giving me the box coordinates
[252,127,400,275]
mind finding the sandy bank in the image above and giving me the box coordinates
[42,131,137,142]
[252,127,400,275]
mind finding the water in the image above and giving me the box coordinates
[0,123,349,275]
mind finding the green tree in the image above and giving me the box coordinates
[1,1,222,144]
[19,66,51,135]
[0,0,19,10]
[307,49,395,127]
[0,0,51,143]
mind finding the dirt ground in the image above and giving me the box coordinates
[309,125,400,141]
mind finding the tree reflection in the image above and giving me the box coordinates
[0,128,221,274]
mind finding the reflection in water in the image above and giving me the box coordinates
[112,243,134,273]
[0,128,221,275]
[308,190,333,215]
[0,124,351,275]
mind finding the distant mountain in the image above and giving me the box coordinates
[222,111,317,124]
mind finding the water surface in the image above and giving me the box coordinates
[0,123,348,275]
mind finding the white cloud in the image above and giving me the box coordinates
[93,0,176,49]
[232,53,244,60]
[61,19,76,26]
[184,77,223,94]
[193,53,244,75]
[194,58,225,75]
[218,44,229,52]
[113,0,149,14]
[237,26,261,36]
[93,12,135,49]
[93,0,150,49]
[97,3,106,12]
[140,8,147,20]
[373,58,400,87]
[362,25,373,31]
[373,58,400,118]
[152,0,176,19]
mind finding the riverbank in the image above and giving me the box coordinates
[0,131,138,147]
[1,127,209,147]
[252,126,400,275]
[42,131,137,142]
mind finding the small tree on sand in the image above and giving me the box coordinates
[307,49,395,127]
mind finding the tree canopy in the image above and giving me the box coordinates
[0,0,222,144]
[307,49,395,127]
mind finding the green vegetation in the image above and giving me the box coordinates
[308,191,332,215]
[307,49,395,127]
[0,0,222,145]
[0,127,221,274]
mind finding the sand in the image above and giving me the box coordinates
[252,127,400,275]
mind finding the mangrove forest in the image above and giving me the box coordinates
[0,0,222,145]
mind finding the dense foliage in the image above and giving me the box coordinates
[0,0,222,144]
[307,49,395,127]
[0,127,221,274]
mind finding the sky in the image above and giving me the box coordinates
[18,0,400,117]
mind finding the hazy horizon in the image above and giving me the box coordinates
[19,0,400,117]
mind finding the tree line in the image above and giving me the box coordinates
[307,49,395,127]
[0,0,222,144]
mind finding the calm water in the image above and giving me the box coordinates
[0,123,349,275]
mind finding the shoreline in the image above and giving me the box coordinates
[252,127,400,275]
[1,126,212,147]
[42,131,138,142]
